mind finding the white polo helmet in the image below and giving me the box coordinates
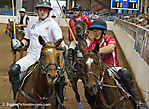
[19,8,26,13]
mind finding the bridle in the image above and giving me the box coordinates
[82,53,127,108]
[6,23,13,38]
[39,45,64,82]
[75,22,86,39]
[6,22,22,39]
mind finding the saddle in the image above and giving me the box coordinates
[19,61,39,89]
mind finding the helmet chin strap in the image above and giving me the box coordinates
[97,30,105,41]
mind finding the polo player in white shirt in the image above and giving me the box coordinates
[8,1,67,109]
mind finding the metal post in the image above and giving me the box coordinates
[144,0,147,14]
[16,0,22,17]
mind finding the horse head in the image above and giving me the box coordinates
[5,19,20,38]
[74,19,87,38]
[75,43,105,95]
[39,36,63,85]
[5,19,14,36]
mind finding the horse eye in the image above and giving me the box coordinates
[42,52,46,57]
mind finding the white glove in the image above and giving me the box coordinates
[61,41,68,50]
[12,39,21,48]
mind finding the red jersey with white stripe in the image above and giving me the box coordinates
[69,15,92,41]
[85,35,119,67]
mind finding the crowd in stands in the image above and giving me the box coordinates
[117,13,149,29]
[66,10,116,21]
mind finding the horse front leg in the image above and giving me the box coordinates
[70,79,84,109]
[12,49,16,63]
[19,49,24,59]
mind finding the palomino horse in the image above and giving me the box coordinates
[65,20,88,104]
[17,36,64,109]
[74,43,137,109]
[5,19,27,63]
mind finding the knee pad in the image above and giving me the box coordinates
[8,64,21,84]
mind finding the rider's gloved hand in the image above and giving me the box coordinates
[12,39,24,48]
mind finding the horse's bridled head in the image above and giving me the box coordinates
[74,20,86,37]
[80,53,104,95]
[38,36,64,84]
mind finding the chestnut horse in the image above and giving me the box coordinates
[5,19,27,63]
[17,36,64,109]
[74,44,137,109]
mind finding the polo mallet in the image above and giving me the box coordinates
[56,0,77,44]
[12,0,17,48]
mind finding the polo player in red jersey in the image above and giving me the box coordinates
[85,19,146,108]
[68,4,92,72]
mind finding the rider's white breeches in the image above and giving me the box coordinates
[16,53,39,72]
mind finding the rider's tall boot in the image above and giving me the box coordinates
[8,64,21,109]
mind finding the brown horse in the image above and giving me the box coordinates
[74,43,137,109]
[65,20,88,104]
[5,19,27,63]
[17,36,64,109]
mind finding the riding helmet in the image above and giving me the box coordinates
[71,4,82,11]
[19,8,26,13]
[89,19,107,30]
[35,1,52,10]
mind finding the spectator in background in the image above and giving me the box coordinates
[89,12,95,20]
[136,21,141,26]
[17,8,29,34]
[62,5,66,14]
[144,18,149,29]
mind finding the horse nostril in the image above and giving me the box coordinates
[91,85,96,92]
[47,74,51,79]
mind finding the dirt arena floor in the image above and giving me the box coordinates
[0,23,144,109]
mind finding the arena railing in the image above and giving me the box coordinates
[113,19,149,102]
[115,18,147,40]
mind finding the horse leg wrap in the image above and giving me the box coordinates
[8,64,21,100]
[117,68,140,101]
[55,76,67,109]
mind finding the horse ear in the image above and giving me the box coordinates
[54,37,64,47]
[39,35,46,46]
[92,43,99,54]
[8,19,10,22]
